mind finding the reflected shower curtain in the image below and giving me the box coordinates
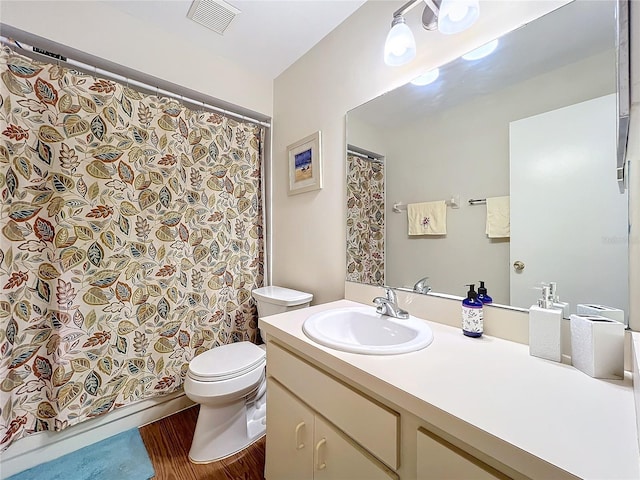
[0,47,264,448]
[346,153,384,286]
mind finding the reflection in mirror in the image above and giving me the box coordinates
[346,147,385,286]
[346,0,629,317]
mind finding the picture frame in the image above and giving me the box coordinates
[287,131,322,195]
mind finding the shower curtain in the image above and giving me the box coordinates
[346,153,384,286]
[0,47,265,448]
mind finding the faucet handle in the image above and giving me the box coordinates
[373,296,387,314]
[383,287,397,304]
[413,277,431,294]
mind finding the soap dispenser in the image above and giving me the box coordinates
[529,284,562,362]
[548,282,570,319]
[462,284,483,338]
[477,281,493,305]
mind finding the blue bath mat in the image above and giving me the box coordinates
[7,428,155,480]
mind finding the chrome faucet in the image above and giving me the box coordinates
[373,287,409,319]
[413,276,431,294]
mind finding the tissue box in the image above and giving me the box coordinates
[570,314,624,379]
[576,304,624,323]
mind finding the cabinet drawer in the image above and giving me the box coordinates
[267,342,399,469]
[417,428,510,479]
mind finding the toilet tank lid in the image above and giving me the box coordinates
[189,342,265,380]
[252,286,313,306]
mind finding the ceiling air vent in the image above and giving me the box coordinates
[187,0,240,35]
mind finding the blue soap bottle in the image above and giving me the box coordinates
[478,281,493,305]
[462,284,483,337]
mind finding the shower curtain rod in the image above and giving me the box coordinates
[0,36,271,128]
[347,150,384,163]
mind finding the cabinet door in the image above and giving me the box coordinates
[314,416,395,480]
[417,429,508,480]
[265,380,314,480]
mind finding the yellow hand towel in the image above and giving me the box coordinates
[485,196,510,238]
[407,201,447,236]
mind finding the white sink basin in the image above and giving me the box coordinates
[302,307,434,355]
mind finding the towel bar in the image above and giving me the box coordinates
[393,196,460,213]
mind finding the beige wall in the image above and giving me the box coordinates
[350,51,614,305]
[0,0,272,116]
[271,0,569,305]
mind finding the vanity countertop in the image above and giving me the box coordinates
[259,299,640,480]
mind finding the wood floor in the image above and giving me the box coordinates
[139,406,266,480]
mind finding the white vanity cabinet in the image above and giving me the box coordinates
[265,340,515,480]
[265,342,398,480]
[266,379,395,480]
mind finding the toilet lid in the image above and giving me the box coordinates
[188,342,265,382]
[252,286,313,307]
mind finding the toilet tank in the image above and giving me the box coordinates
[252,286,313,318]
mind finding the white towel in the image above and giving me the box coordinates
[407,201,446,236]
[485,196,510,238]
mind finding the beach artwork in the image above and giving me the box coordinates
[294,148,313,182]
[287,131,322,195]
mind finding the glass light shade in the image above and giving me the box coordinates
[438,0,480,35]
[410,68,440,86]
[384,19,416,66]
[462,39,499,60]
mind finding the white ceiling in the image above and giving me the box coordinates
[102,0,367,80]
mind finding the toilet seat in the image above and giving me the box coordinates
[188,342,266,382]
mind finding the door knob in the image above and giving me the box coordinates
[513,261,525,272]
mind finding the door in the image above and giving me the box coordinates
[509,94,628,312]
[314,415,395,480]
[265,380,314,480]
[266,378,395,480]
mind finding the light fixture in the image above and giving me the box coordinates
[383,0,480,66]
[438,0,480,35]
[462,39,499,60]
[410,68,440,86]
[384,15,417,66]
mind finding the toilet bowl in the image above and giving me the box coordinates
[184,342,267,463]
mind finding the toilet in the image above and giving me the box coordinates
[184,342,266,463]
[184,285,312,464]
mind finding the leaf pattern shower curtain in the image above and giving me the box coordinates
[346,153,384,286]
[0,47,265,448]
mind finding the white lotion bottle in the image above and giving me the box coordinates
[529,285,563,362]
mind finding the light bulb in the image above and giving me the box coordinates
[438,0,479,35]
[389,35,409,56]
[448,4,469,23]
[384,17,416,66]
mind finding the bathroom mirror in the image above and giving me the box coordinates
[346,0,630,316]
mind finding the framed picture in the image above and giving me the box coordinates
[287,131,322,195]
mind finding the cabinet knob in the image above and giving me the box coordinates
[295,421,305,450]
[315,438,327,470]
[513,260,525,272]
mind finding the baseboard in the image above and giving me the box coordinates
[0,392,193,479]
